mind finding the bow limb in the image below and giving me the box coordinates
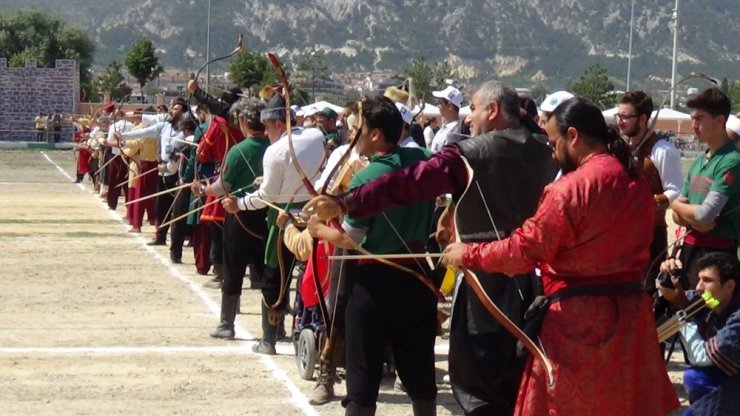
[463,268,554,385]
[452,161,554,387]
[267,53,333,336]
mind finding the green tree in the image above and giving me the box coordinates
[296,46,330,102]
[729,80,740,114]
[404,56,434,100]
[720,77,730,96]
[97,60,132,102]
[0,8,95,92]
[433,60,455,92]
[228,50,278,92]
[569,63,616,109]
[124,37,164,104]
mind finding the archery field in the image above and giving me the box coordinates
[0,149,688,415]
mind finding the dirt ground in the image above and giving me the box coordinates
[0,149,688,415]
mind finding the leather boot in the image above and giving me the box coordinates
[309,361,335,405]
[210,293,239,339]
[75,173,84,183]
[411,399,437,416]
[252,302,277,355]
[345,401,376,416]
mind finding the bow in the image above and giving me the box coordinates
[453,161,555,387]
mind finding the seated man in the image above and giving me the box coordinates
[660,252,740,415]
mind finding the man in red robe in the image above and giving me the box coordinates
[441,97,680,415]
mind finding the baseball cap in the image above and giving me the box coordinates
[727,115,740,137]
[395,102,413,125]
[432,86,463,108]
[540,91,575,113]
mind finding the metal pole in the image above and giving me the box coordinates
[670,0,679,109]
[626,0,635,90]
[205,0,211,93]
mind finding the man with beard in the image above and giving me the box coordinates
[306,81,559,415]
[441,97,679,416]
[616,91,683,288]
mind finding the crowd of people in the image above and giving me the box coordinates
[67,79,740,415]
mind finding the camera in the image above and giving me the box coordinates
[657,268,690,291]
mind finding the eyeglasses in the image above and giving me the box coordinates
[613,114,640,121]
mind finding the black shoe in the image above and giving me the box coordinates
[170,253,182,264]
[147,240,166,246]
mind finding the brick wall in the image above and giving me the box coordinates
[0,58,79,142]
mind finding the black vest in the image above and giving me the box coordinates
[453,126,559,334]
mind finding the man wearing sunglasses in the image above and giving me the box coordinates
[617,91,683,289]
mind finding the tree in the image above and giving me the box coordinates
[0,8,95,93]
[720,77,730,97]
[433,60,455,93]
[404,56,434,100]
[569,63,616,109]
[729,80,740,114]
[228,50,278,92]
[97,60,132,102]
[296,46,329,103]
[124,37,164,104]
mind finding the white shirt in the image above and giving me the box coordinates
[650,139,683,203]
[315,143,363,191]
[423,126,436,149]
[106,120,135,155]
[399,135,420,148]
[121,121,184,176]
[430,120,460,153]
[238,127,325,210]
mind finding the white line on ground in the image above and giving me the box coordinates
[38,151,320,416]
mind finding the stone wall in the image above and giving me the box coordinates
[0,58,79,142]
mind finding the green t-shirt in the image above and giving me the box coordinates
[220,136,270,196]
[345,146,435,254]
[681,141,740,240]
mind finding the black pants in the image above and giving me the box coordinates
[343,263,437,408]
[448,281,526,416]
[170,188,193,259]
[154,174,179,242]
[261,242,296,310]
[209,221,223,265]
[222,210,267,295]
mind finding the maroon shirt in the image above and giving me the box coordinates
[345,145,468,217]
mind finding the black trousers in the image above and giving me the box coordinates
[209,222,223,265]
[222,209,267,296]
[343,263,437,408]
[448,281,526,416]
[170,188,193,259]
[261,241,297,310]
[154,174,179,242]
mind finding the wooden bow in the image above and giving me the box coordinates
[453,161,555,387]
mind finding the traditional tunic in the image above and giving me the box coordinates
[462,152,680,415]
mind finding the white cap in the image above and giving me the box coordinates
[727,115,740,137]
[395,102,413,125]
[432,86,463,108]
[540,90,575,113]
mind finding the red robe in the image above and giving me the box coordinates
[463,152,679,415]
[75,128,91,174]
[198,116,243,223]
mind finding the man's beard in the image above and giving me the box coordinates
[559,153,578,175]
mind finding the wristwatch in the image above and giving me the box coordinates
[199,184,206,196]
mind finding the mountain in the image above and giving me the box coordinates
[2,0,739,90]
